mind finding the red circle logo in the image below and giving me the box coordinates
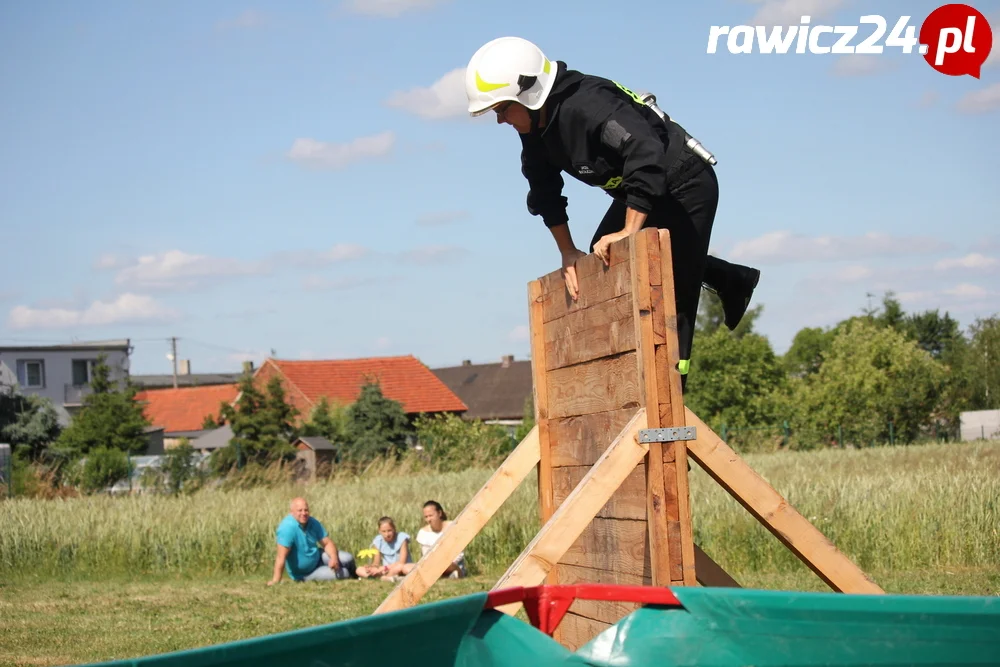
[920,4,993,77]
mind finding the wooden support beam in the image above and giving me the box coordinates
[373,426,541,615]
[490,408,649,615]
[528,279,557,589]
[629,231,673,587]
[684,408,884,594]
[655,230,697,587]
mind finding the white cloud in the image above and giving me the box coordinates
[384,67,468,120]
[728,231,943,264]
[748,0,845,26]
[508,325,529,342]
[933,254,999,271]
[340,0,449,18]
[831,54,894,77]
[896,283,996,309]
[286,131,395,170]
[217,9,268,30]
[399,245,467,264]
[114,250,268,291]
[956,83,1000,114]
[416,210,470,226]
[7,294,178,330]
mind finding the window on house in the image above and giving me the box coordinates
[16,360,45,388]
[72,359,97,386]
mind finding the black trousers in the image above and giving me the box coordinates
[588,162,730,379]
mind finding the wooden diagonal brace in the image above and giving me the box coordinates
[684,408,883,594]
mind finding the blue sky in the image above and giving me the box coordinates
[2,0,998,376]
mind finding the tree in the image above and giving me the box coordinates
[789,319,948,447]
[0,390,61,460]
[55,355,150,456]
[345,378,412,463]
[783,326,836,377]
[300,397,350,460]
[965,316,1000,410]
[685,328,788,432]
[217,371,299,468]
[413,412,512,471]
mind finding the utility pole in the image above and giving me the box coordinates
[171,337,178,389]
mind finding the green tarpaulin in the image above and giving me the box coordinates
[80,586,1000,667]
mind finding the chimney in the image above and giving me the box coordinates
[178,359,191,376]
[501,354,514,368]
[242,360,255,374]
[462,359,472,366]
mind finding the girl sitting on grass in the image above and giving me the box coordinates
[356,516,413,580]
[416,500,466,579]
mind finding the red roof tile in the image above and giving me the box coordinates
[265,356,467,414]
[135,384,240,433]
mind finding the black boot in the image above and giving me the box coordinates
[703,257,761,331]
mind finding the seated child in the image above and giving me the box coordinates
[416,500,466,579]
[356,516,413,580]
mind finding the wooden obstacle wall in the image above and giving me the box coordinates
[528,229,695,648]
[373,229,882,650]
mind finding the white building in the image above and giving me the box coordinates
[0,339,132,426]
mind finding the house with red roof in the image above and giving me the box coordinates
[134,383,240,445]
[134,354,468,450]
[252,355,468,420]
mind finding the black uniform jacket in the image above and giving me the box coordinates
[519,61,698,229]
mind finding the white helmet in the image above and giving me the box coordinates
[465,37,557,117]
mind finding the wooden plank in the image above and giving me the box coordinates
[694,544,742,588]
[630,230,673,587]
[544,313,635,372]
[656,229,697,586]
[544,294,633,345]
[552,465,646,521]
[684,407,885,594]
[546,352,641,420]
[560,517,651,579]
[549,408,638,468]
[373,426,541,614]
[538,246,631,296]
[541,259,632,323]
[490,409,649,614]
[528,279,557,589]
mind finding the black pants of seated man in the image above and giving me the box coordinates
[588,158,746,389]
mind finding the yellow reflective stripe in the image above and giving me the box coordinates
[612,80,645,105]
[600,176,622,189]
[544,58,551,74]
[678,359,690,375]
[476,71,508,93]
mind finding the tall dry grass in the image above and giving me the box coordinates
[1,440,997,581]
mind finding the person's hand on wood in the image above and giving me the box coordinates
[561,248,587,301]
[592,230,629,266]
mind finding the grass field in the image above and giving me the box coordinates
[1,440,999,666]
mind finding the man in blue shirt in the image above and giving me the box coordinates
[267,497,355,584]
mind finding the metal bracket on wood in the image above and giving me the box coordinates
[638,426,696,443]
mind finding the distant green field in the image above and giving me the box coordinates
[2,440,998,583]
